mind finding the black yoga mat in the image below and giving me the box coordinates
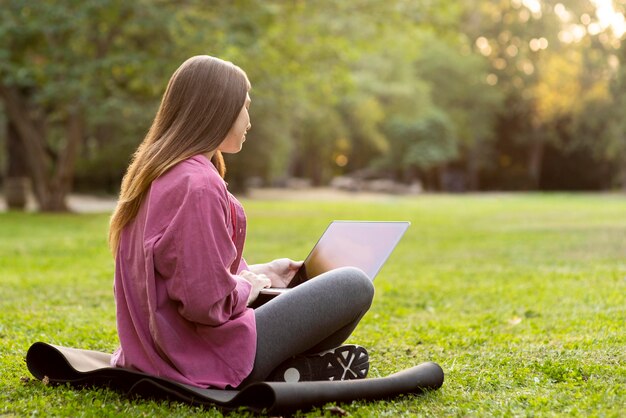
[26,342,444,414]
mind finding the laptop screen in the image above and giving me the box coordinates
[289,221,410,287]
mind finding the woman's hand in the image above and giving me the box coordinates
[248,258,303,288]
[240,270,272,306]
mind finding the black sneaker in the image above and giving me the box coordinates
[268,345,369,382]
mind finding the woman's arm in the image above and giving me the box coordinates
[153,184,254,326]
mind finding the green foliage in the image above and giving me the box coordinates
[0,0,184,199]
[1,194,625,416]
[461,0,625,189]
[1,0,626,194]
[1,0,177,109]
[591,42,626,187]
[381,110,457,174]
[415,34,503,175]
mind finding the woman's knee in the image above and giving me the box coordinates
[332,266,375,308]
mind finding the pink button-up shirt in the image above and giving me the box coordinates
[111,155,256,388]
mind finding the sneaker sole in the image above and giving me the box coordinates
[318,345,369,381]
[272,345,369,382]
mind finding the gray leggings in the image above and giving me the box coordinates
[241,267,374,385]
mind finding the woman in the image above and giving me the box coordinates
[109,55,374,389]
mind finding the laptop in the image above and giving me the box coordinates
[258,221,410,299]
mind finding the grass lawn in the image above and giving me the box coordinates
[1,193,624,416]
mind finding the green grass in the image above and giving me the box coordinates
[1,193,625,417]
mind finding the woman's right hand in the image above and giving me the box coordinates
[240,270,272,306]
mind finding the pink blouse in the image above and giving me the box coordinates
[111,155,256,388]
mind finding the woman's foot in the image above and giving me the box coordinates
[268,345,369,382]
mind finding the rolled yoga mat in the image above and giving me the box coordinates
[26,342,444,414]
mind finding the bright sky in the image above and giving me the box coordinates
[591,0,626,38]
[522,0,625,39]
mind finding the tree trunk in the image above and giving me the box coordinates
[466,146,481,191]
[47,107,83,211]
[528,139,545,190]
[0,83,83,212]
[0,84,52,208]
[4,121,30,210]
[620,157,626,193]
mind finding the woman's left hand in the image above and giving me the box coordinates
[248,258,303,288]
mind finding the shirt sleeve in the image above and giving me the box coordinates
[152,184,251,327]
[237,257,249,274]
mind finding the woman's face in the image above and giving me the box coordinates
[218,93,251,154]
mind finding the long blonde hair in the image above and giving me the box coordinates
[109,56,250,254]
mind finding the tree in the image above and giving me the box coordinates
[0,0,179,211]
[332,4,464,189]
[3,0,622,196]
[381,110,457,188]
[461,0,622,190]
[4,120,29,209]
[414,34,502,190]
[576,39,626,190]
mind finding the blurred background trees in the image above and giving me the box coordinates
[1,0,625,211]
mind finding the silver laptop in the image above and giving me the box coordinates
[260,221,410,297]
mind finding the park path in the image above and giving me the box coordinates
[0,188,392,213]
[0,194,117,213]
